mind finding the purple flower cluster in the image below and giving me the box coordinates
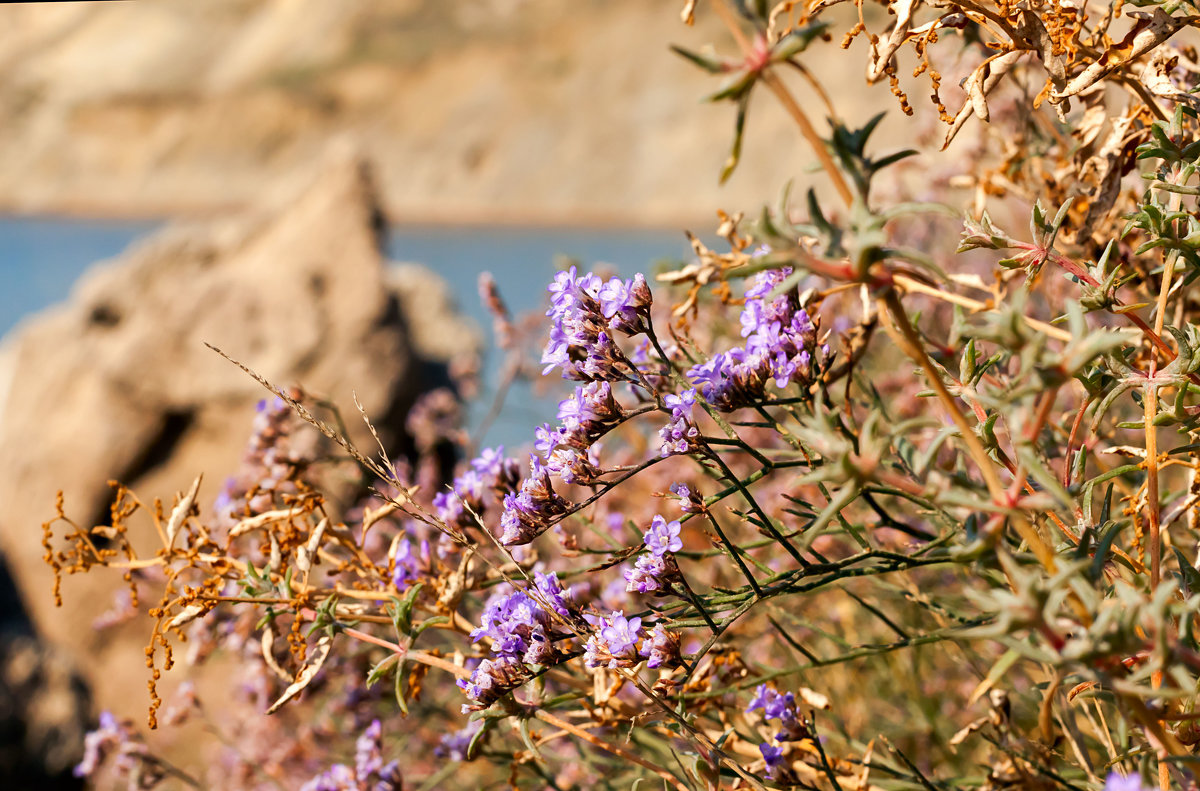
[659,389,699,456]
[391,533,431,591]
[75,711,146,779]
[686,268,826,411]
[459,572,575,708]
[624,515,683,595]
[498,455,571,546]
[747,684,807,742]
[300,720,401,791]
[748,684,810,780]
[583,611,644,669]
[537,381,625,485]
[435,720,485,762]
[542,267,652,381]
[456,656,530,712]
[213,396,301,525]
[670,482,703,514]
[639,623,681,669]
[433,446,521,531]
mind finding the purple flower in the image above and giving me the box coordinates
[748,684,809,741]
[471,446,506,478]
[1104,772,1146,791]
[598,277,635,320]
[744,267,792,298]
[748,684,795,720]
[598,273,652,334]
[543,268,634,381]
[457,655,530,710]
[624,553,671,595]
[759,742,786,777]
[75,711,144,778]
[302,718,402,791]
[645,515,683,556]
[546,447,599,485]
[670,482,703,514]
[466,574,574,682]
[436,721,484,762]
[434,467,489,529]
[639,624,681,669]
[392,539,419,590]
[659,389,700,456]
[584,611,644,668]
[603,612,642,653]
[533,571,574,618]
[534,423,565,457]
[498,455,570,546]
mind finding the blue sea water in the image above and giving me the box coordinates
[0,216,160,336]
[0,219,697,448]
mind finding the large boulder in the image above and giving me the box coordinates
[0,150,476,719]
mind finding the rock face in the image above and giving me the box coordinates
[0,0,868,226]
[0,150,477,719]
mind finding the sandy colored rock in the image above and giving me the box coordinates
[0,150,475,716]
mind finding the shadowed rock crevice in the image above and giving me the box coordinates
[0,553,87,789]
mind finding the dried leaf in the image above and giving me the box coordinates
[165,603,205,631]
[797,686,830,710]
[681,0,697,24]
[229,508,296,538]
[297,517,328,574]
[943,52,1024,149]
[1072,98,1110,155]
[964,63,990,121]
[968,647,1019,704]
[948,716,990,748]
[1013,10,1066,100]
[1100,444,1147,458]
[1077,114,1134,239]
[260,624,292,682]
[1067,681,1099,701]
[165,475,202,549]
[866,0,917,84]
[1055,9,1189,100]
[267,633,333,714]
[1141,49,1200,109]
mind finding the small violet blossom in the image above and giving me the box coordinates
[300,719,402,791]
[624,515,682,594]
[759,743,786,778]
[639,624,681,669]
[659,389,699,456]
[644,514,683,556]
[584,611,643,669]
[747,684,807,742]
[1104,772,1147,791]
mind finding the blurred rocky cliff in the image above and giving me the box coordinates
[0,0,843,226]
[0,151,479,778]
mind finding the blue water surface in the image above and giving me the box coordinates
[0,220,697,448]
[0,216,159,336]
